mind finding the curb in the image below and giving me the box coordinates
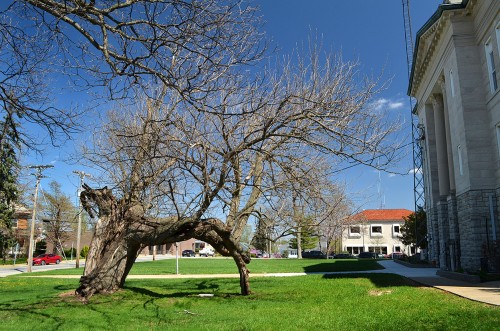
[436,270,481,283]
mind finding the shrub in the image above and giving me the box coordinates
[80,246,90,258]
[63,248,76,258]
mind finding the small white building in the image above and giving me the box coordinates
[343,209,413,256]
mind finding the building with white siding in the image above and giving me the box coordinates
[343,209,413,256]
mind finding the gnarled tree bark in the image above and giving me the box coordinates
[76,184,251,299]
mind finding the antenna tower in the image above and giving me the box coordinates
[402,0,425,212]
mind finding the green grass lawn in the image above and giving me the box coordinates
[1,272,499,331]
[22,257,384,276]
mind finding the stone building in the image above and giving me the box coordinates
[408,0,499,271]
[342,209,413,256]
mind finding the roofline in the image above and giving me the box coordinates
[407,0,469,96]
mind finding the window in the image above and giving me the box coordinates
[11,219,18,228]
[347,246,363,255]
[449,69,455,97]
[371,225,382,236]
[496,123,500,160]
[458,145,463,176]
[368,246,386,254]
[485,39,498,93]
[496,22,500,55]
[349,226,361,236]
[393,225,401,237]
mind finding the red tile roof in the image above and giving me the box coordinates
[353,209,413,222]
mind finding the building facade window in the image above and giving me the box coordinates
[449,69,455,97]
[496,123,500,160]
[457,144,464,176]
[368,246,387,254]
[496,22,500,55]
[11,219,18,228]
[349,225,361,236]
[346,246,363,255]
[485,39,498,93]
[371,225,382,236]
[393,225,401,237]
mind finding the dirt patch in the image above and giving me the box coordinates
[59,290,76,298]
[368,289,392,296]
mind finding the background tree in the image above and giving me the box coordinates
[0,110,20,262]
[239,224,253,252]
[251,217,270,254]
[288,216,319,251]
[400,208,427,249]
[40,181,78,255]
[315,186,353,256]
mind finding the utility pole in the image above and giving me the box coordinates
[73,170,91,268]
[27,165,53,272]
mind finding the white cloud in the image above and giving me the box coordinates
[370,98,406,112]
[388,101,404,110]
[408,168,422,175]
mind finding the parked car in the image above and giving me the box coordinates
[334,253,355,259]
[181,249,196,257]
[388,252,407,259]
[358,252,377,259]
[32,254,61,265]
[301,250,326,259]
[199,247,215,257]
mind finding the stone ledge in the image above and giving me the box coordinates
[436,270,481,283]
[393,259,435,268]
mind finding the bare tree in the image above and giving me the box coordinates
[0,5,79,147]
[40,181,78,254]
[16,0,265,103]
[3,0,266,150]
[75,46,404,299]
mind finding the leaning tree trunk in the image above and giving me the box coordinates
[76,186,144,298]
[76,185,252,300]
[232,253,251,295]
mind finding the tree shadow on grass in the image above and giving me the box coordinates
[125,279,225,299]
[302,259,384,273]
[321,273,419,288]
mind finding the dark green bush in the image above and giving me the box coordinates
[63,247,76,258]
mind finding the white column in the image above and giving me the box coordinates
[431,94,450,197]
[439,78,456,192]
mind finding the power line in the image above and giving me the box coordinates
[73,170,92,269]
[26,165,53,272]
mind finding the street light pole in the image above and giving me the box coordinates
[27,165,53,272]
[73,170,91,269]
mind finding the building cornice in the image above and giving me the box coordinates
[407,0,472,97]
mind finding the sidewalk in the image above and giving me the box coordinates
[376,260,500,306]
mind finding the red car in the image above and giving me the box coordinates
[32,254,62,265]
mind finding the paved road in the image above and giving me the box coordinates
[0,254,172,277]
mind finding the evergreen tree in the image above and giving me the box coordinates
[251,218,269,253]
[0,113,20,261]
[289,216,319,251]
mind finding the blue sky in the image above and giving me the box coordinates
[254,0,443,211]
[23,0,444,211]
